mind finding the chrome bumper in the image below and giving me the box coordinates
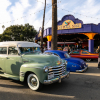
[76,64,88,72]
[44,72,70,84]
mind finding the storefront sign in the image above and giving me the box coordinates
[57,20,82,30]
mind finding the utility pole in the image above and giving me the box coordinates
[51,0,57,50]
[41,0,46,53]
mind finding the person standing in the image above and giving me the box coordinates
[44,47,47,52]
[97,46,100,69]
[67,45,70,53]
[63,46,68,53]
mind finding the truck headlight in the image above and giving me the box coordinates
[43,66,49,73]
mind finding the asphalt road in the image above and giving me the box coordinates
[0,61,100,100]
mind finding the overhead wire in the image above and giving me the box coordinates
[1,0,100,26]
[0,0,60,25]
[57,7,100,20]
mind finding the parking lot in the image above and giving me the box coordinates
[0,61,100,100]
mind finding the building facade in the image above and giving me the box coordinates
[35,15,100,52]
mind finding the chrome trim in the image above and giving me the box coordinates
[76,64,88,72]
[63,63,65,65]
[44,72,70,84]
[23,66,43,69]
[72,65,76,67]
[54,72,65,76]
[49,70,62,74]
[49,65,64,69]
[49,67,65,71]
[20,71,25,77]
[61,65,66,67]
[43,66,49,73]
[48,64,66,77]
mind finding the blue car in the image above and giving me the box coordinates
[44,50,88,72]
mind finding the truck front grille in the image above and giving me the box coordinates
[48,63,66,77]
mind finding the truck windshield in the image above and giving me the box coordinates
[19,47,41,54]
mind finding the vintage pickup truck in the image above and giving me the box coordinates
[0,41,69,91]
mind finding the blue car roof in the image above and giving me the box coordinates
[44,50,65,58]
[45,50,65,53]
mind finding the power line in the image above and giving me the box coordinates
[1,1,100,26]
[57,7,100,20]
[44,15,52,26]
[0,4,53,25]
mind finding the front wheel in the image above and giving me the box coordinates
[86,59,91,62]
[27,74,42,91]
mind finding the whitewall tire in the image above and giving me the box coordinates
[27,74,42,91]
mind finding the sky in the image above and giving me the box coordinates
[0,0,100,34]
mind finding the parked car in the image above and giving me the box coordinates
[57,47,62,50]
[0,41,70,91]
[44,50,88,72]
[69,50,99,62]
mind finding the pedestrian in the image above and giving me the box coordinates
[68,47,71,54]
[63,46,68,53]
[44,47,47,51]
[96,46,100,53]
[97,45,100,69]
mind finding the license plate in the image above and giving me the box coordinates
[48,74,54,80]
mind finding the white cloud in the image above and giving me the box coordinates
[20,0,30,8]
[71,0,100,24]
[25,0,52,30]
[9,0,31,25]
[0,0,11,33]
[1,0,100,35]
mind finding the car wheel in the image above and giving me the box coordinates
[27,74,42,91]
[86,59,91,62]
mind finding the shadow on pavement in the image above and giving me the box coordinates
[0,63,100,100]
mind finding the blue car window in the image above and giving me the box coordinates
[54,53,60,57]
[64,53,71,58]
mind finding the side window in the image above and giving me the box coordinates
[8,47,18,55]
[0,47,7,54]
[54,53,60,57]
[72,51,79,54]
[82,51,89,54]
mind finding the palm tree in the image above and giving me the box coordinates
[2,25,5,32]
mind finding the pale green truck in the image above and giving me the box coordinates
[0,41,70,91]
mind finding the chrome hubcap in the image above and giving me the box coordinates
[30,77,37,87]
